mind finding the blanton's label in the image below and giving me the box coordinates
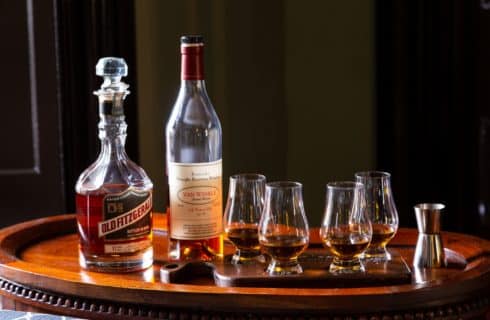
[168,160,222,240]
[99,190,152,242]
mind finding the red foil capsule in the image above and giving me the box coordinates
[181,43,204,80]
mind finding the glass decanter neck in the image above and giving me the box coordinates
[94,75,130,158]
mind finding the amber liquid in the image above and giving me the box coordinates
[324,236,370,259]
[76,185,153,258]
[167,207,223,261]
[261,235,308,261]
[168,237,222,261]
[369,224,396,248]
[226,227,260,251]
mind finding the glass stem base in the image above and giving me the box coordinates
[231,250,265,264]
[362,246,392,262]
[266,259,303,275]
[329,257,364,273]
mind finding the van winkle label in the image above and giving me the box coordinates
[99,190,152,240]
[168,160,222,240]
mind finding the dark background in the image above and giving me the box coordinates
[0,0,488,239]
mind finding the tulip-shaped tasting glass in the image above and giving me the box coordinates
[258,181,309,275]
[320,182,372,273]
[355,171,399,261]
[223,173,266,264]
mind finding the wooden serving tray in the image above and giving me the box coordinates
[160,249,412,287]
[0,214,487,320]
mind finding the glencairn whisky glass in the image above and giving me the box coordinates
[258,181,309,275]
[355,171,399,261]
[320,182,372,273]
[224,173,266,264]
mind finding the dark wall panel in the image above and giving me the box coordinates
[0,0,65,226]
[0,1,34,171]
[0,0,139,227]
[375,0,485,237]
[225,1,287,182]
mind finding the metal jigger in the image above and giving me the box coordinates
[413,203,446,268]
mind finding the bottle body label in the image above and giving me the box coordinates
[168,160,222,240]
[99,190,152,238]
[77,188,152,255]
[100,189,152,254]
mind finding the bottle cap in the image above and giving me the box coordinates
[96,57,128,77]
[181,35,204,44]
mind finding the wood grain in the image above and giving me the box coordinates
[0,214,487,319]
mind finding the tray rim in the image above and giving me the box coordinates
[0,213,488,311]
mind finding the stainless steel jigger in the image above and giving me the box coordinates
[413,203,446,268]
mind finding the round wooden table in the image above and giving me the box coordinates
[0,214,488,319]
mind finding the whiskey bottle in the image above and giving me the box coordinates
[166,35,223,261]
[76,57,153,272]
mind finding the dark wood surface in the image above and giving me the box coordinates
[161,249,413,288]
[0,214,488,319]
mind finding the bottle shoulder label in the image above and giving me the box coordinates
[168,160,222,240]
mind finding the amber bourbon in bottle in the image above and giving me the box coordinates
[76,57,153,272]
[166,35,223,261]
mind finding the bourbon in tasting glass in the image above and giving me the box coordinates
[320,182,372,273]
[258,181,309,275]
[355,171,399,261]
[75,57,153,272]
[227,227,261,252]
[323,233,371,260]
[224,173,266,264]
[165,35,223,261]
[261,234,308,261]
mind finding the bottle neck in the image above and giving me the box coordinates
[181,43,204,80]
[97,95,128,160]
[179,79,207,94]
